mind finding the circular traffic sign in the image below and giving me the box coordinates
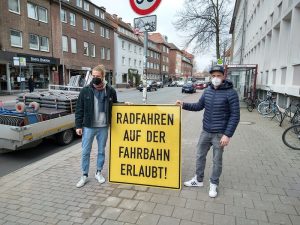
[130,0,161,15]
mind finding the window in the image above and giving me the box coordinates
[100,26,105,37]
[38,7,47,23]
[62,36,68,52]
[27,3,37,20]
[105,29,110,39]
[100,12,105,19]
[134,59,137,67]
[71,38,77,53]
[83,42,89,56]
[27,2,48,23]
[139,60,142,67]
[122,41,125,49]
[83,1,89,11]
[107,49,111,60]
[40,36,49,52]
[29,34,39,50]
[60,9,67,23]
[95,8,100,16]
[128,43,131,51]
[83,18,88,31]
[128,58,131,66]
[90,21,95,33]
[134,46,137,53]
[9,0,20,14]
[69,12,76,26]
[101,47,105,59]
[90,44,95,57]
[122,57,125,65]
[10,30,22,47]
[76,0,82,7]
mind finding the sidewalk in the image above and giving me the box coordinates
[0,108,300,225]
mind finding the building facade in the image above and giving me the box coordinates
[108,14,143,87]
[169,43,182,80]
[0,0,58,92]
[230,0,300,104]
[147,40,161,81]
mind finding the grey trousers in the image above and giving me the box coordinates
[196,130,224,185]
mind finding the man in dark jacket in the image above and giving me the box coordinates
[75,64,118,188]
[176,65,240,197]
[28,75,34,93]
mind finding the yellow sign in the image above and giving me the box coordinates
[109,105,181,189]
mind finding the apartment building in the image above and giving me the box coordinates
[181,50,194,78]
[52,0,114,85]
[169,43,182,79]
[147,39,161,81]
[230,0,300,105]
[107,14,143,87]
[149,33,170,82]
[0,0,58,91]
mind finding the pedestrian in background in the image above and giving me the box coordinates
[28,75,34,93]
[75,64,120,188]
[176,65,240,198]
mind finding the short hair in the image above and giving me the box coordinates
[92,64,105,76]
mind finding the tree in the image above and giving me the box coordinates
[174,0,232,59]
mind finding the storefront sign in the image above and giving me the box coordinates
[13,57,26,66]
[109,105,181,189]
[17,54,59,65]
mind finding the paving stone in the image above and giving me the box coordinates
[101,207,123,220]
[150,194,169,204]
[225,205,246,218]
[245,208,268,222]
[118,199,139,210]
[266,187,286,195]
[266,211,292,225]
[213,214,235,225]
[157,216,180,225]
[102,220,123,225]
[167,196,186,207]
[136,213,160,225]
[172,207,193,220]
[180,190,198,199]
[117,210,141,224]
[179,220,200,225]
[135,201,156,213]
[185,199,205,210]
[101,197,122,207]
[204,202,224,214]
[153,204,174,216]
[274,203,297,215]
[118,190,137,199]
[234,197,254,208]
[134,192,153,201]
[236,217,258,225]
[252,200,274,211]
[289,215,300,225]
[192,209,213,224]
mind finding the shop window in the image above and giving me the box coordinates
[10,30,22,48]
[107,49,111,60]
[76,0,82,7]
[29,34,39,50]
[83,42,89,56]
[83,18,88,31]
[101,47,105,59]
[71,38,77,53]
[40,36,49,52]
[62,36,68,52]
[95,8,100,17]
[83,1,89,11]
[60,9,67,23]
[69,12,76,26]
[90,44,95,57]
[90,21,95,33]
[27,2,48,23]
[8,0,20,14]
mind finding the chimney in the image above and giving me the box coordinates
[112,14,118,19]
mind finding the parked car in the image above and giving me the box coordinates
[176,80,185,87]
[168,81,177,87]
[137,80,158,92]
[182,83,196,93]
[156,81,164,88]
[194,81,207,90]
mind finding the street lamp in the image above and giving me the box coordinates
[59,0,65,85]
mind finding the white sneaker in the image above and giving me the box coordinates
[95,171,105,184]
[76,175,88,188]
[209,183,218,198]
[184,175,203,187]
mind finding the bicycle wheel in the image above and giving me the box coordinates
[282,124,300,150]
[247,101,254,112]
[258,101,272,115]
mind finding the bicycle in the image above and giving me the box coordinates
[282,123,300,150]
[257,89,274,114]
[279,101,300,126]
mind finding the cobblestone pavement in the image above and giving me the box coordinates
[0,94,299,225]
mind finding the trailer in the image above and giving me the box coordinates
[0,73,92,152]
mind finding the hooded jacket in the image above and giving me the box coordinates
[182,80,240,137]
[75,83,118,128]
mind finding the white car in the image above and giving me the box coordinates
[176,80,185,87]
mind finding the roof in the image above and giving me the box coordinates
[148,33,170,47]
[168,43,181,51]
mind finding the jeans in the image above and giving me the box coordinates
[81,127,108,175]
[196,130,224,185]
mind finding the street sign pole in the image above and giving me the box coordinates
[143,31,148,104]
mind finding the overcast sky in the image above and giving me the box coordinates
[91,0,233,71]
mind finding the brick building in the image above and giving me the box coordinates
[168,43,182,80]
[181,50,194,78]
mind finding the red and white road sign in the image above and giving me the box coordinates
[129,0,161,15]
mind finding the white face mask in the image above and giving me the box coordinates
[211,77,222,86]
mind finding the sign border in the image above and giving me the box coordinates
[130,0,162,15]
[109,104,182,189]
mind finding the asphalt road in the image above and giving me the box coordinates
[0,86,203,177]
